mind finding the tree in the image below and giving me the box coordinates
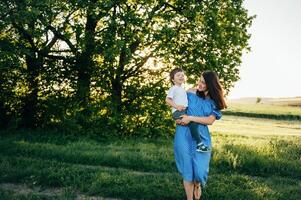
[88,0,253,132]
[0,0,254,135]
[0,0,67,127]
[256,97,261,104]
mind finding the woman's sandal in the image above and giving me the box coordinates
[194,183,201,200]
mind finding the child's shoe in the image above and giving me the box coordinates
[196,143,211,152]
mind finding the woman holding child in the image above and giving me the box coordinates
[167,70,226,200]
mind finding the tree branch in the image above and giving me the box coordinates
[11,21,38,52]
[122,52,153,81]
[44,54,71,60]
[164,2,184,14]
[47,25,77,53]
[42,35,58,54]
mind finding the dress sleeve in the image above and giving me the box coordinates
[211,102,222,120]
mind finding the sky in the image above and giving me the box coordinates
[228,0,301,99]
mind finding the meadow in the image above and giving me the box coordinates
[0,103,301,200]
[223,102,301,120]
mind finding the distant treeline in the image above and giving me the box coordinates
[223,111,301,121]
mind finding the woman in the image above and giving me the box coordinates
[174,71,227,200]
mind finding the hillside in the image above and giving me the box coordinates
[228,96,301,106]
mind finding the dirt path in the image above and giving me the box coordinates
[0,183,121,200]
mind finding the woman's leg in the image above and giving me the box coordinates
[194,182,202,200]
[183,180,194,200]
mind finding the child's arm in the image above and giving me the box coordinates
[166,97,186,111]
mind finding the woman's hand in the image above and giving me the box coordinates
[175,119,182,125]
[180,115,191,125]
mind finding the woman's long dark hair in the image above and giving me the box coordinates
[196,71,227,110]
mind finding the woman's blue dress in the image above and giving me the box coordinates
[174,92,222,186]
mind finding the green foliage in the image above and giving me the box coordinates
[0,0,254,135]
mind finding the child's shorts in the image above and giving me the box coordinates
[172,109,187,120]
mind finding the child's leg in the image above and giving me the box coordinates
[172,110,186,120]
[188,122,202,144]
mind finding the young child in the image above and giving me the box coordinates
[166,68,210,152]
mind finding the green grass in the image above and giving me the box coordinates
[1,126,300,200]
[1,103,301,199]
[211,115,301,137]
[0,134,183,200]
[224,103,301,120]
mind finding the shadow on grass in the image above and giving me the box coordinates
[0,135,175,174]
[1,132,300,199]
[0,155,184,200]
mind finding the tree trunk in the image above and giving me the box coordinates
[111,79,122,112]
[109,43,127,131]
[75,12,97,107]
[0,77,7,128]
[76,54,92,107]
[110,78,123,131]
[20,53,42,128]
[0,100,8,129]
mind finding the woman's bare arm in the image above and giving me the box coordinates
[188,115,216,125]
[181,115,216,125]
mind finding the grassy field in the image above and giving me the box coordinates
[1,105,301,199]
[265,97,301,107]
[229,97,301,107]
[226,102,301,115]
[223,103,301,120]
[211,115,301,137]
